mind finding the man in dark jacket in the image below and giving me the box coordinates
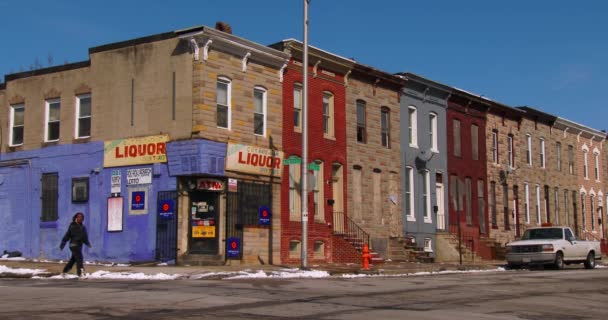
[60,212,91,277]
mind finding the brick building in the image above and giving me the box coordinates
[270,40,355,263]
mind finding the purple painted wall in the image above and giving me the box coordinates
[0,142,176,263]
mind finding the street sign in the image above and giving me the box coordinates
[283,157,302,165]
[307,163,320,171]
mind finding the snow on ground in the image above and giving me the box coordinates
[0,255,27,261]
[0,265,47,275]
[224,268,330,279]
[341,267,506,278]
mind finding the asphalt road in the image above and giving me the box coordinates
[1,268,607,320]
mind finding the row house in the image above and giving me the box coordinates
[0,23,291,265]
[270,40,353,263]
[346,63,403,260]
[398,73,451,257]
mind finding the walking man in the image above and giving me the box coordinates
[59,212,91,277]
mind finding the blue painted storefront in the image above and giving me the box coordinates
[0,142,174,263]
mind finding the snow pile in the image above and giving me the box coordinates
[0,255,27,261]
[341,267,506,278]
[0,265,47,275]
[224,268,330,279]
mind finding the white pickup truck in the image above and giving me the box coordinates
[505,226,601,269]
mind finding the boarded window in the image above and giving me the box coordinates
[453,119,461,157]
[490,181,497,227]
[465,177,472,225]
[471,124,479,160]
[477,179,486,232]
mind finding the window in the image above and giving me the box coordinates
[450,175,462,213]
[564,190,570,226]
[594,152,600,180]
[45,99,61,142]
[556,142,562,171]
[554,187,559,225]
[422,170,431,222]
[289,240,301,259]
[453,119,461,157]
[524,182,530,224]
[507,134,514,167]
[583,150,589,179]
[544,185,550,223]
[465,177,472,225]
[75,94,91,138]
[429,113,437,151]
[590,195,595,231]
[313,160,324,222]
[72,177,89,202]
[289,158,302,221]
[503,183,510,230]
[216,77,231,128]
[405,167,414,221]
[477,179,486,232]
[539,138,546,168]
[253,87,267,136]
[381,107,390,148]
[568,145,574,174]
[424,238,432,252]
[293,83,302,130]
[526,134,532,165]
[581,193,587,229]
[9,104,25,146]
[491,130,498,164]
[471,124,479,160]
[408,106,417,147]
[356,100,366,143]
[535,185,541,225]
[490,181,497,228]
[322,91,334,138]
[41,173,59,222]
[314,241,325,259]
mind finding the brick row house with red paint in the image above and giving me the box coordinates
[270,40,356,263]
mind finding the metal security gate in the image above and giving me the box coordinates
[156,191,178,262]
[226,181,272,259]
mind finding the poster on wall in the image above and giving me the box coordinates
[107,197,123,232]
[128,187,149,215]
[111,170,121,194]
[131,191,146,210]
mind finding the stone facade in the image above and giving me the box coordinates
[346,65,403,258]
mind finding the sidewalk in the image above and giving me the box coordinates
[0,257,507,280]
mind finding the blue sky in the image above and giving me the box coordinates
[1,0,606,130]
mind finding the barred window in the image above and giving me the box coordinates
[41,173,59,222]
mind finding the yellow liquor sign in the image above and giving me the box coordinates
[192,226,216,238]
[104,135,169,168]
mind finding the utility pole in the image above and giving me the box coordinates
[301,0,310,269]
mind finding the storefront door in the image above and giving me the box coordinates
[189,191,219,254]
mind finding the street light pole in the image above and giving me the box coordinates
[301,0,310,269]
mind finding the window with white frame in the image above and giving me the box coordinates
[590,194,595,231]
[422,170,431,222]
[535,185,541,224]
[253,86,267,136]
[556,142,562,171]
[594,151,600,180]
[408,106,417,147]
[356,100,366,143]
[293,83,302,130]
[216,77,231,129]
[424,238,432,252]
[429,112,437,152]
[554,187,559,225]
[492,130,498,164]
[405,166,414,221]
[564,190,570,226]
[289,158,302,221]
[583,150,589,179]
[9,104,25,146]
[568,145,574,174]
[323,91,334,138]
[507,134,514,167]
[539,138,546,168]
[526,134,532,165]
[45,99,61,142]
[381,107,390,148]
[581,193,587,229]
[75,94,91,138]
[524,182,530,224]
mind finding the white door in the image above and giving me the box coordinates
[436,183,445,230]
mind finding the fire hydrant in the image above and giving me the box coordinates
[362,244,371,270]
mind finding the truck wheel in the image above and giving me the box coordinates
[554,252,564,270]
[507,263,521,270]
[584,252,595,269]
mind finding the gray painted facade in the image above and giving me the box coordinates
[398,73,450,255]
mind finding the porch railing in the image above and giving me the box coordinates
[333,211,370,251]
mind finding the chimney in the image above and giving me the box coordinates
[215,21,232,34]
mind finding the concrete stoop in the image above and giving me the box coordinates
[388,237,434,263]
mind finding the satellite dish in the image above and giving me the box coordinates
[417,149,433,162]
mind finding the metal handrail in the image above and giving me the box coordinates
[332,211,371,251]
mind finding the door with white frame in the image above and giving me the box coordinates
[436,183,446,230]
